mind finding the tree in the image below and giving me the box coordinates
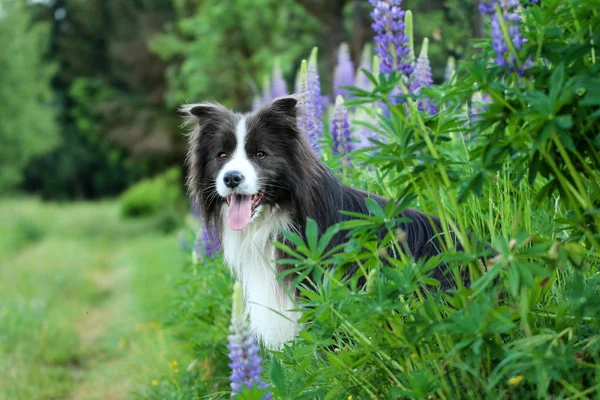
[151,0,320,109]
[0,0,58,192]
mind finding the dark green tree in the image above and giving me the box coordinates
[22,0,181,199]
[151,0,320,109]
[0,0,58,192]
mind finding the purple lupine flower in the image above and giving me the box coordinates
[297,48,323,154]
[252,95,262,111]
[444,56,456,82]
[354,106,380,149]
[228,282,272,399]
[333,42,355,99]
[470,92,492,124]
[190,199,201,218]
[369,0,413,76]
[194,221,221,259]
[411,38,437,114]
[331,95,353,163]
[307,48,324,141]
[270,59,287,99]
[355,44,373,91]
[480,0,533,75]
[261,76,272,104]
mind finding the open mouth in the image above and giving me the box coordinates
[226,190,264,231]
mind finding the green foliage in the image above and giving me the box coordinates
[120,168,185,231]
[23,78,149,199]
[0,0,58,191]
[151,0,320,109]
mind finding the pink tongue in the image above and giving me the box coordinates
[227,195,252,231]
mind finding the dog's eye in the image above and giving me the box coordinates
[218,152,227,160]
[254,151,266,159]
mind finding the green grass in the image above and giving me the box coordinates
[0,198,190,400]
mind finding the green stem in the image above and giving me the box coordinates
[495,4,521,70]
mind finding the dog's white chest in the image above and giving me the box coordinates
[221,208,300,349]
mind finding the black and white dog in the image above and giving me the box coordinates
[183,96,464,349]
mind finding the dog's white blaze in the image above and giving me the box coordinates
[216,117,259,197]
[221,205,301,349]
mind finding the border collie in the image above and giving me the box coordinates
[183,96,464,349]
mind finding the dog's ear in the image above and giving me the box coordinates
[180,102,224,122]
[267,96,298,119]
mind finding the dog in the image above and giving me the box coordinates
[183,96,470,349]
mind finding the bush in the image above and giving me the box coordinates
[120,168,184,219]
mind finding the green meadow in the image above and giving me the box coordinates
[0,198,189,400]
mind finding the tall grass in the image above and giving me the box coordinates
[150,0,599,398]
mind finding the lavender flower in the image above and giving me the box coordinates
[355,44,373,91]
[333,42,355,98]
[194,221,221,260]
[270,59,287,99]
[228,282,272,399]
[369,0,413,76]
[331,95,353,163]
[411,38,437,114]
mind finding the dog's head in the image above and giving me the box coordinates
[183,96,319,232]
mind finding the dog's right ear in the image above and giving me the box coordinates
[180,102,223,122]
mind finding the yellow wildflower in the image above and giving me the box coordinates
[170,360,178,368]
[507,375,523,385]
[151,379,159,386]
[348,396,353,400]
[410,353,419,360]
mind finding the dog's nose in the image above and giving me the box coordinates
[223,171,244,188]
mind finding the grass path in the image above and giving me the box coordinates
[0,199,190,399]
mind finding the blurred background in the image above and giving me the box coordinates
[0,0,485,398]
[1,0,483,201]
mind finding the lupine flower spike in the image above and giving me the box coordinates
[355,44,373,92]
[228,282,272,399]
[194,221,221,261]
[261,75,272,104]
[297,48,323,154]
[331,95,353,165]
[252,95,262,111]
[479,0,532,75]
[354,53,381,150]
[270,58,287,99]
[369,0,413,76]
[297,60,318,153]
[307,47,324,139]
[412,38,437,115]
[444,56,456,83]
[333,42,355,99]
[470,92,492,124]
[404,10,415,72]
